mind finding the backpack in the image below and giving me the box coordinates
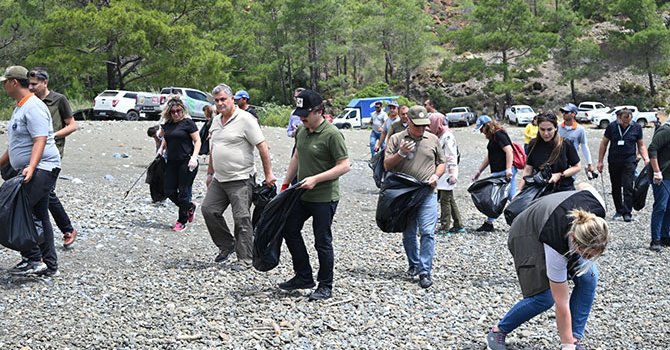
[511,141,526,169]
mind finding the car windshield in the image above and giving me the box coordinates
[100,91,117,97]
[451,108,466,113]
[518,107,533,113]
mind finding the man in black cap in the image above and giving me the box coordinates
[278,89,351,301]
[28,67,79,248]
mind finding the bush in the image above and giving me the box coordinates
[258,103,293,127]
[354,83,392,98]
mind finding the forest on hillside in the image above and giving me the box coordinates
[1,0,670,111]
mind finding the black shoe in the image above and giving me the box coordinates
[406,266,419,279]
[650,240,662,252]
[623,214,632,222]
[34,268,60,277]
[475,222,494,232]
[661,237,670,246]
[277,276,316,291]
[214,248,233,263]
[419,274,433,289]
[308,286,332,301]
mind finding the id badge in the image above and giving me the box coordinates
[617,140,625,146]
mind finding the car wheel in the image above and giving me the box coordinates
[598,120,609,129]
[637,119,647,128]
[343,123,351,129]
[126,110,139,121]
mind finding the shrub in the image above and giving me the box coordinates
[258,103,293,127]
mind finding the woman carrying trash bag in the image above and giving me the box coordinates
[486,183,609,350]
[157,96,201,231]
[472,115,517,232]
[518,113,581,193]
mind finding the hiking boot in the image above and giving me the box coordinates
[449,226,466,234]
[486,327,507,350]
[650,240,662,252]
[277,276,316,291]
[419,274,433,288]
[661,237,670,246]
[63,229,77,249]
[475,222,494,232]
[623,214,632,222]
[214,248,233,263]
[35,268,60,278]
[9,260,47,276]
[187,202,197,223]
[173,222,186,232]
[406,266,419,279]
[308,286,332,301]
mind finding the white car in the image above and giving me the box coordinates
[590,105,658,129]
[575,101,608,123]
[93,90,147,121]
[505,105,535,126]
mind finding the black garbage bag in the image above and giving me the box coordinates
[199,119,212,155]
[253,185,305,272]
[368,150,386,188]
[145,155,167,202]
[633,164,652,211]
[251,181,277,229]
[375,172,434,233]
[467,176,511,218]
[1,163,19,181]
[0,176,40,251]
[504,179,553,225]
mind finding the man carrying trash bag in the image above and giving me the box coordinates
[0,65,61,277]
[383,105,445,289]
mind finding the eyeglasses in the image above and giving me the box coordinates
[170,109,183,114]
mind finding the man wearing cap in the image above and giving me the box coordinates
[384,105,446,289]
[597,108,649,222]
[234,90,258,120]
[558,103,594,175]
[278,89,350,301]
[28,67,79,249]
[424,99,447,126]
[374,100,400,153]
[201,83,276,271]
[0,65,61,276]
[369,101,388,157]
[387,105,409,141]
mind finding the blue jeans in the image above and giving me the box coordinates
[487,168,517,222]
[402,192,438,276]
[498,263,599,340]
[370,130,383,157]
[651,180,670,241]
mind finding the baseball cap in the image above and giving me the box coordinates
[0,66,28,82]
[388,101,399,108]
[560,103,578,114]
[234,90,250,100]
[474,115,492,132]
[294,89,323,117]
[408,106,430,126]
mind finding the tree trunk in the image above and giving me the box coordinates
[106,59,117,90]
[646,57,656,96]
[343,55,347,76]
[570,78,577,104]
[308,32,318,90]
[502,50,512,106]
[404,65,411,96]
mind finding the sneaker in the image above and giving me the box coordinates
[623,214,632,222]
[475,222,494,232]
[486,327,507,350]
[214,248,234,263]
[308,286,332,301]
[9,260,47,276]
[574,340,586,350]
[187,202,197,223]
[612,213,622,220]
[449,226,466,234]
[419,274,433,288]
[661,237,670,246]
[230,262,251,272]
[406,266,419,279]
[277,276,316,291]
[63,229,77,249]
[173,222,186,232]
[34,268,60,277]
[650,240,662,252]
[435,228,449,237]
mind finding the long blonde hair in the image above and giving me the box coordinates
[568,209,609,259]
[160,95,191,124]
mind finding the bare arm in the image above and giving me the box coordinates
[638,139,649,165]
[597,137,609,172]
[54,117,77,139]
[549,280,577,345]
[0,150,8,168]
[256,141,276,186]
[282,151,299,187]
[300,157,351,190]
[518,164,534,192]
[22,136,47,183]
[189,131,201,159]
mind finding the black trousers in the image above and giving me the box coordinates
[164,159,197,224]
[22,168,59,269]
[609,162,636,215]
[49,190,73,233]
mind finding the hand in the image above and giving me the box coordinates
[548,173,562,184]
[654,171,663,185]
[447,176,457,185]
[587,163,594,173]
[298,176,317,190]
[505,168,513,179]
[596,162,604,173]
[155,149,163,158]
[428,174,439,188]
[472,170,481,181]
[22,167,34,183]
[399,140,416,158]
[374,141,381,152]
[206,174,213,188]
[188,157,198,172]
[264,173,277,187]
[644,158,650,166]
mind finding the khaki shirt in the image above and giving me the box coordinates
[385,130,445,182]
[42,91,73,157]
[209,108,264,182]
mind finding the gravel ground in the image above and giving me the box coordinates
[0,120,668,349]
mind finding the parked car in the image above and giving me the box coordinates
[135,87,213,121]
[445,106,477,127]
[505,105,535,126]
[332,96,398,129]
[575,101,608,123]
[92,90,147,121]
[590,105,657,129]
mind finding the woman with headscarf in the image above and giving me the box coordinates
[157,96,201,231]
[427,113,464,235]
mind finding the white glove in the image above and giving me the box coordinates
[188,157,198,172]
